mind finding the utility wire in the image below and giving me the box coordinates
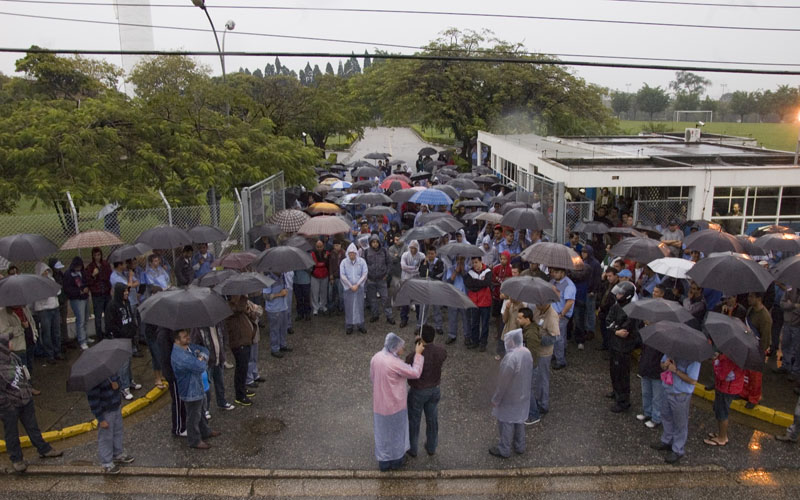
[603,0,800,8]
[2,11,800,68]
[3,47,800,75]
[1,1,799,31]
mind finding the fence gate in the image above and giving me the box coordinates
[633,199,692,230]
[240,171,286,249]
[510,169,566,243]
[565,201,595,238]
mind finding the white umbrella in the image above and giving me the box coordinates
[647,257,695,279]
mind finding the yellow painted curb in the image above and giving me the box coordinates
[0,384,168,453]
[694,383,790,428]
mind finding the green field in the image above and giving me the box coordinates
[410,124,457,146]
[618,120,799,153]
[326,133,358,151]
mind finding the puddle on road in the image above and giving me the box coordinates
[237,416,285,457]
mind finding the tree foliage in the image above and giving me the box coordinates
[636,84,671,120]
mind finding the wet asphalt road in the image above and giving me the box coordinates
[340,126,438,169]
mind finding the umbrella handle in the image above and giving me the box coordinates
[419,304,426,336]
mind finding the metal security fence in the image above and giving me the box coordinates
[500,168,565,243]
[565,201,595,237]
[240,171,286,249]
[633,199,692,231]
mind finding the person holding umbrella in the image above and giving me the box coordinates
[605,281,640,413]
[704,351,744,447]
[340,243,369,335]
[86,373,134,474]
[171,329,220,449]
[549,267,576,370]
[105,283,141,401]
[86,247,112,340]
[225,295,258,405]
[32,262,62,363]
[399,241,424,328]
[465,256,493,352]
[740,292,772,409]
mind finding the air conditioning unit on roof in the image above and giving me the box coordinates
[684,128,701,143]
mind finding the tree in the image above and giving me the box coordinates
[760,85,800,122]
[363,50,372,70]
[252,68,263,78]
[325,62,334,75]
[610,91,633,117]
[636,84,670,120]
[313,65,323,82]
[295,74,367,152]
[274,57,282,75]
[336,61,344,77]
[264,63,275,76]
[729,90,760,122]
[669,71,711,96]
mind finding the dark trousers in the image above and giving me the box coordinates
[168,379,186,436]
[378,457,405,472]
[92,294,110,339]
[1,400,53,463]
[610,350,632,407]
[770,309,784,352]
[468,306,491,346]
[293,283,311,318]
[232,345,251,400]
[206,364,227,408]
[572,300,588,343]
[184,399,211,447]
[407,386,440,456]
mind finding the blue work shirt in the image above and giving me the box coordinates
[293,268,311,285]
[192,252,215,279]
[109,270,138,306]
[661,354,701,394]
[551,276,576,318]
[445,266,467,294]
[263,273,288,313]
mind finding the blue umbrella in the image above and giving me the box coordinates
[409,189,453,206]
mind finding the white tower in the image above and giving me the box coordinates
[113,0,155,95]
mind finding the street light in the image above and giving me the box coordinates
[222,20,235,77]
[190,0,225,81]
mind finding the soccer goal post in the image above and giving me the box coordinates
[674,110,713,123]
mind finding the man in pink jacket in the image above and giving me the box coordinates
[370,332,425,471]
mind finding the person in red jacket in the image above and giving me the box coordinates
[492,251,512,338]
[86,247,112,340]
[464,256,493,352]
[704,352,744,447]
[310,239,330,316]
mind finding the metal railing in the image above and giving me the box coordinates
[240,171,286,249]
[633,199,692,231]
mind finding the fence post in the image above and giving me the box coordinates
[159,190,173,226]
[633,201,640,225]
[554,182,567,244]
[66,191,79,234]
[240,187,252,250]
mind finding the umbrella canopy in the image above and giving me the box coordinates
[401,225,448,242]
[353,166,381,178]
[409,189,453,206]
[214,272,276,296]
[364,152,391,160]
[752,224,794,237]
[387,160,407,167]
[393,278,476,309]
[608,227,646,238]
[284,235,313,252]
[139,286,233,330]
[498,202,530,215]
[364,206,397,217]
[500,208,552,232]
[253,246,315,273]
[473,175,498,186]
[410,171,432,181]
[431,184,460,201]
[194,269,238,287]
[414,212,448,225]
[188,225,227,244]
[66,338,132,392]
[437,242,484,259]
[212,252,258,271]
[96,202,120,220]
[421,160,446,172]
[447,178,479,191]
[380,177,411,190]
[350,180,376,191]
[623,298,695,324]
[685,253,773,295]
[521,242,583,270]
[297,215,351,236]
[476,212,504,224]
[307,202,342,215]
[633,225,663,239]
[704,312,765,371]
[61,230,124,250]
[639,321,715,362]
[331,180,352,189]
[474,165,494,175]
[108,243,152,264]
[0,274,62,307]
[248,224,282,240]
[458,200,487,209]
[735,235,766,256]
[0,233,59,261]
[609,237,670,264]
[499,191,536,205]
[772,255,800,288]
[430,216,465,233]
[500,277,559,305]
[647,257,694,279]
[754,232,800,253]
[352,192,393,206]
[390,188,419,203]
[459,189,484,199]
[462,211,488,221]
[135,225,193,249]
[313,184,332,195]
[573,221,610,234]
[268,209,310,233]
[438,168,459,177]
[683,219,722,232]
[321,177,341,186]
[683,229,744,254]
[418,147,437,156]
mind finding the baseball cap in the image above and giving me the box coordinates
[668,219,679,226]
[618,269,633,278]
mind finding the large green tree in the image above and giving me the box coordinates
[636,84,671,120]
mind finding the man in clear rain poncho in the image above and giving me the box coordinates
[340,243,369,335]
[369,332,425,471]
[489,328,533,458]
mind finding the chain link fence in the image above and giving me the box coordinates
[565,201,595,239]
[241,172,286,249]
[633,199,692,231]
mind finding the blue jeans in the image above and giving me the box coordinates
[367,280,394,320]
[92,294,110,339]
[468,307,491,346]
[586,294,596,334]
[268,310,288,353]
[246,341,259,384]
[407,387,440,456]
[783,324,800,376]
[553,317,569,367]
[529,354,552,420]
[417,304,441,329]
[0,400,53,463]
[36,308,61,359]
[572,300,587,343]
[327,279,343,312]
[641,376,664,424]
[118,356,132,390]
[97,408,124,467]
[206,364,228,408]
[69,298,89,345]
[447,307,467,340]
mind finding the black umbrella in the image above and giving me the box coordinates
[135,225,193,249]
[447,178,479,191]
[410,172,432,181]
[248,224,282,242]
[401,225,448,242]
[704,312,765,371]
[773,255,800,288]
[414,212,447,225]
[752,224,794,237]
[609,237,670,264]
[499,191,536,205]
[394,278,475,309]
[608,227,647,238]
[66,338,132,392]
[683,229,744,254]
[623,298,695,324]
[214,272,276,296]
[387,159,406,167]
[685,253,773,296]
[456,172,477,179]
[459,189,484,199]
[253,246,315,273]
[390,189,419,203]
[194,269,238,287]
[188,225,227,243]
[0,274,62,307]
[364,152,391,160]
[497,202,530,215]
[431,216,465,233]
[458,200,487,209]
[350,180,376,191]
[754,233,800,253]
[432,174,453,184]
[418,147,437,156]
[474,166,494,175]
[353,166,381,178]
[437,242,484,259]
[329,164,347,171]
[473,175,498,186]
[0,233,59,261]
[422,160,447,172]
[682,220,722,232]
[284,235,313,252]
[108,243,152,264]
[438,168,459,177]
[139,286,233,330]
[573,221,610,234]
[633,224,663,239]
[364,206,397,217]
[500,277,559,305]
[735,235,766,256]
[431,184,460,201]
[352,192,393,205]
[639,321,715,362]
[500,208,552,232]
[462,211,488,221]
[348,160,373,168]
[521,242,583,270]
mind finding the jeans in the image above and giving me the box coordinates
[36,308,61,359]
[293,283,311,318]
[786,395,800,440]
[1,400,53,463]
[782,324,800,376]
[553,317,569,367]
[118,356,132,390]
[400,305,419,324]
[468,307,491,346]
[70,298,89,345]
[310,276,329,314]
[660,391,692,456]
[529,354,552,420]
[641,377,664,424]
[14,350,31,379]
[417,304,442,329]
[447,307,467,340]
[246,341,260,384]
[366,279,394,321]
[327,279,343,313]
[572,300,587,343]
[586,294,596,335]
[92,294,110,339]
[407,387,440,456]
[97,408,124,467]
[268,310,288,353]
[496,420,525,457]
[206,365,227,408]
[184,399,211,447]
[232,345,251,401]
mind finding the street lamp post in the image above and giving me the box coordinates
[190,0,225,81]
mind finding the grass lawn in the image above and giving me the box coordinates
[410,124,457,146]
[326,133,358,151]
[618,120,799,152]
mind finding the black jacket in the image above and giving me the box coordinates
[605,301,640,353]
[175,257,193,287]
[418,258,444,281]
[105,283,138,339]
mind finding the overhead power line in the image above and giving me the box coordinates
[2,11,800,69]
[3,47,800,76]
[604,0,800,8]
[1,1,799,31]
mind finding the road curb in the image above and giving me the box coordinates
[692,383,793,428]
[0,384,168,453]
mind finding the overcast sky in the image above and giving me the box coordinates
[1,0,799,96]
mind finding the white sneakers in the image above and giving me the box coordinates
[122,389,133,400]
[131,381,142,390]
[205,410,212,420]
[80,343,89,351]
[221,403,235,411]
[577,343,584,351]
[636,414,648,421]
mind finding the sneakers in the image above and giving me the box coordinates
[102,464,121,474]
[178,430,188,437]
[665,451,682,464]
[776,433,798,443]
[204,410,212,420]
[645,420,660,429]
[223,361,234,369]
[80,343,89,351]
[524,417,541,426]
[488,446,509,459]
[577,343,584,351]
[279,346,293,352]
[270,351,284,359]
[246,391,256,398]
[744,402,756,409]
[636,414,648,421]
[12,461,27,473]
[358,326,367,334]
[122,389,133,400]
[131,381,142,391]
[113,455,135,464]
[650,441,671,451]
[387,318,396,325]
[39,449,63,458]
[220,403,235,411]
[235,397,253,406]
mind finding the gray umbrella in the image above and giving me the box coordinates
[214,272,276,296]
[498,202,530,215]
[284,235,313,252]
[633,225,663,239]
[394,278,476,309]
[390,189,419,203]
[623,298,695,324]
[350,180,376,191]
[253,246,315,273]
[458,200,487,209]
[0,233,59,261]
[353,166,381,178]
[500,208,552,232]
[364,152,391,160]
[772,255,800,288]
[683,229,744,254]
[194,269,238,287]
[437,242,484,259]
[108,243,152,264]
[447,178,479,191]
[66,338,132,392]
[139,286,232,330]
[364,206,397,217]
[438,168,459,177]
[431,216,465,233]
[500,277,560,305]
[410,171,432,181]
[135,225,193,249]
[754,233,800,253]
[639,321,715,362]
[431,185,460,201]
[703,312,765,371]
[500,191,536,205]
[459,189,484,199]
[0,274,62,307]
[473,175,498,185]
[414,212,448,226]
[574,221,611,234]
[248,224,282,240]
[521,242,583,270]
[401,225,448,242]
[352,192,392,206]
[609,237,670,264]
[418,147,437,156]
[96,202,120,220]
[188,225,227,243]
[608,227,646,238]
[735,235,766,256]
[685,253,773,296]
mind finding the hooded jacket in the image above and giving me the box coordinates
[364,235,391,281]
[105,283,137,339]
[465,261,493,308]
[0,342,33,410]
[340,243,369,289]
[400,241,424,281]
[63,256,90,300]
[418,255,444,281]
[86,248,112,296]
[580,244,603,295]
[33,262,60,311]
[605,298,640,353]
